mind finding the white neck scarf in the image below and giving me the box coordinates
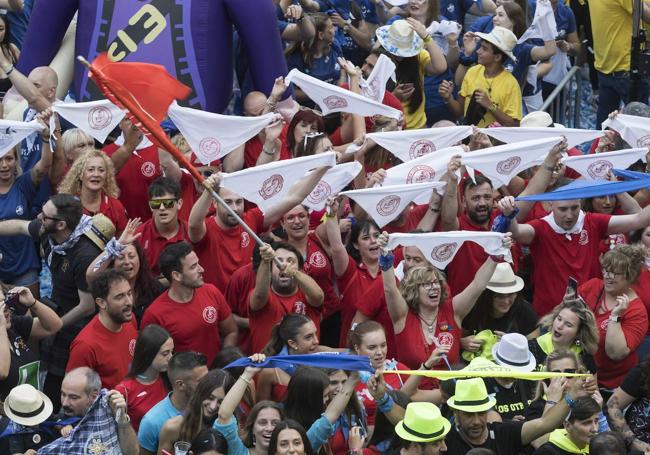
[341,182,446,228]
[519,0,557,43]
[602,113,650,149]
[381,145,466,187]
[52,99,125,143]
[346,126,472,162]
[461,136,563,187]
[303,162,362,211]
[220,152,336,213]
[285,69,402,120]
[167,101,276,164]
[0,119,44,159]
[542,210,586,240]
[480,126,605,149]
[386,231,511,269]
[360,54,396,102]
[113,131,153,150]
[562,147,648,180]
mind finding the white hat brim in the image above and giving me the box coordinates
[4,390,53,426]
[486,276,524,294]
[447,395,497,413]
[491,342,537,372]
[376,25,423,58]
[474,32,517,63]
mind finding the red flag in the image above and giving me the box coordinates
[85,53,202,182]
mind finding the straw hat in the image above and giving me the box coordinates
[520,111,565,128]
[475,26,517,62]
[4,384,53,426]
[84,213,116,250]
[376,20,424,58]
[491,332,537,372]
[447,378,496,413]
[486,263,524,294]
[395,402,451,443]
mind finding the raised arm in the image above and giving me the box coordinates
[282,5,316,42]
[188,174,220,243]
[530,39,557,63]
[607,386,650,452]
[0,52,51,112]
[30,108,56,185]
[406,18,447,76]
[439,156,461,231]
[324,197,351,277]
[5,286,64,340]
[86,218,143,284]
[255,117,284,166]
[452,253,502,321]
[416,190,442,232]
[288,263,324,308]
[60,290,95,328]
[322,372,361,424]
[218,361,262,424]
[249,244,274,312]
[263,165,331,227]
[0,219,30,237]
[497,196,536,244]
[607,204,650,235]
[109,120,144,172]
[377,232,409,331]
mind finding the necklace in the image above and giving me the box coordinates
[419,314,436,333]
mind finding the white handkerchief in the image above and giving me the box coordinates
[168,101,275,164]
[113,132,153,150]
[341,182,446,228]
[602,114,650,149]
[303,162,362,211]
[220,152,336,213]
[361,54,396,103]
[543,50,571,86]
[461,136,563,187]
[480,126,605,148]
[285,69,402,120]
[562,148,648,180]
[519,0,557,43]
[52,99,125,143]
[386,231,511,269]
[0,119,44,159]
[381,145,465,189]
[347,126,472,162]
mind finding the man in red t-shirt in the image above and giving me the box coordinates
[135,177,189,276]
[141,242,238,364]
[187,170,328,292]
[248,242,324,354]
[67,269,138,389]
[499,195,650,316]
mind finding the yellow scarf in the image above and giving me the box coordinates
[548,429,589,454]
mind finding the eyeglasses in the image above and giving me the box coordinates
[550,369,577,374]
[602,269,625,279]
[149,199,178,210]
[40,211,61,222]
[419,281,441,291]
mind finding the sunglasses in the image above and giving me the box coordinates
[149,199,177,210]
[543,369,577,386]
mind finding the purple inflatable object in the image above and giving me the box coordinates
[16,0,288,113]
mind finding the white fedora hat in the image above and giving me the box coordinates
[520,111,565,128]
[475,26,517,62]
[486,263,524,294]
[4,384,53,426]
[376,20,424,58]
[491,333,537,372]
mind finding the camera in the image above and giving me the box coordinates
[5,293,28,316]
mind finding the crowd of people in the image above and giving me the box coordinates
[0,0,650,454]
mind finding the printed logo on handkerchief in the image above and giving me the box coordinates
[409,140,436,159]
[638,135,650,147]
[323,95,348,109]
[259,174,284,200]
[88,106,112,130]
[377,195,401,216]
[496,156,522,175]
[587,160,613,180]
[431,242,458,261]
[307,181,332,205]
[0,127,17,146]
[579,230,589,246]
[407,165,436,183]
[200,137,222,158]
[141,162,156,177]
[241,232,250,248]
[364,78,380,100]
[309,251,327,268]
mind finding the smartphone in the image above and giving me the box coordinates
[5,293,27,316]
[567,277,578,294]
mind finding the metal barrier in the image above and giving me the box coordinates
[541,66,583,128]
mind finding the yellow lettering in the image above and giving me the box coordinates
[129,5,167,44]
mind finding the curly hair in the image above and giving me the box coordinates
[540,298,599,355]
[600,244,646,284]
[399,264,448,314]
[58,149,120,198]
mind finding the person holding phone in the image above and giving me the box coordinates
[0,285,63,400]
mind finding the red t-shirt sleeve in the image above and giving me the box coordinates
[246,208,266,234]
[357,279,385,318]
[336,255,357,294]
[67,339,95,372]
[621,301,649,351]
[211,286,232,322]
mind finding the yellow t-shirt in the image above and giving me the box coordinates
[459,65,522,127]
[401,50,430,130]
[589,0,633,74]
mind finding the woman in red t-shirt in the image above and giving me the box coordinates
[57,149,128,234]
[114,324,173,431]
[584,193,639,254]
[630,226,650,321]
[578,245,650,390]
[378,232,509,386]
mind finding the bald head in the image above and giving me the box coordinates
[28,66,58,103]
[432,120,456,128]
[244,91,268,117]
[60,367,101,417]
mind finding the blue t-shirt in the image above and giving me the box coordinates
[0,172,40,281]
[137,393,183,453]
[470,14,494,34]
[439,0,480,24]
[6,0,33,49]
[286,41,343,84]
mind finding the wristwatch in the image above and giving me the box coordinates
[488,103,498,112]
[609,315,621,323]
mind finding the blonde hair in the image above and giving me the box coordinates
[600,244,646,284]
[399,264,448,314]
[540,298,599,355]
[60,128,94,158]
[58,149,120,198]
